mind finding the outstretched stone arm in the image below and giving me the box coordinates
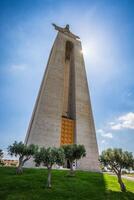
[52,23,80,40]
[52,23,63,32]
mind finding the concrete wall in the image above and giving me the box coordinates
[73,41,99,171]
[25,31,99,171]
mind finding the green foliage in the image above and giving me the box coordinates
[0,167,134,200]
[7,141,38,174]
[99,148,134,192]
[34,147,65,168]
[0,149,4,166]
[8,141,38,158]
[62,144,86,162]
[34,147,65,188]
[0,149,3,160]
[99,148,134,173]
[62,144,86,175]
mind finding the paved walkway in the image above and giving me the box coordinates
[105,172,134,181]
[122,175,134,181]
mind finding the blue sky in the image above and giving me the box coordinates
[0,0,134,158]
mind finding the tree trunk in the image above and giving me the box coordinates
[69,161,74,176]
[16,156,30,174]
[47,168,52,188]
[16,156,23,174]
[118,174,126,192]
[16,162,23,174]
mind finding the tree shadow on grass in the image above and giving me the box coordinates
[105,190,134,200]
[54,171,134,200]
[0,167,134,200]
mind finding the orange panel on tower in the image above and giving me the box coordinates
[60,117,75,145]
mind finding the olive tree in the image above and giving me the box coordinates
[8,141,38,174]
[34,147,65,188]
[0,149,4,165]
[62,144,86,175]
[99,148,134,192]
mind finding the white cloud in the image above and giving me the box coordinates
[97,129,113,138]
[101,139,106,144]
[111,124,122,130]
[103,132,113,138]
[10,64,27,72]
[97,129,103,134]
[111,112,134,130]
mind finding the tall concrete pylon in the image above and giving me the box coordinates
[25,24,99,171]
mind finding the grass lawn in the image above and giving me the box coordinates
[0,167,134,200]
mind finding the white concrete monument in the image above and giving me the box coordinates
[25,24,99,171]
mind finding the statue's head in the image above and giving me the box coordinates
[65,24,70,30]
